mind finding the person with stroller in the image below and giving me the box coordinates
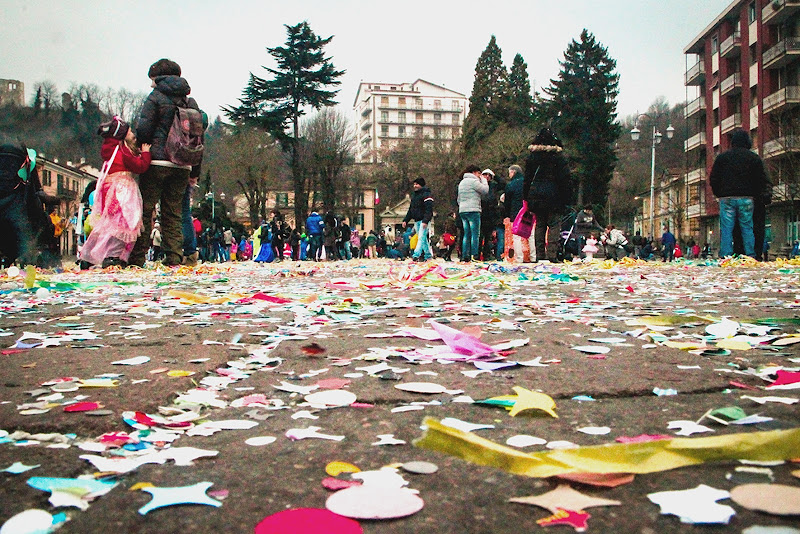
[523,128,572,262]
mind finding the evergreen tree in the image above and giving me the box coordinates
[542,29,621,208]
[507,53,533,125]
[463,35,510,153]
[225,21,345,225]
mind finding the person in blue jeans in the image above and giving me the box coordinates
[660,226,676,262]
[181,180,198,265]
[403,177,435,261]
[305,210,324,261]
[710,129,771,258]
[457,165,489,261]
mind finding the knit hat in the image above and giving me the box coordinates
[413,178,426,187]
[97,116,129,140]
[482,169,495,177]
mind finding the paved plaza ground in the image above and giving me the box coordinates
[0,257,799,533]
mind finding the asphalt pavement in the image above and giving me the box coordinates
[0,257,799,533]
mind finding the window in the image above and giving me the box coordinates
[415,126,423,138]
[434,127,442,138]
[398,97,406,108]
[355,213,364,228]
[276,193,289,208]
[414,98,423,109]
[434,99,442,110]
[452,113,460,125]
[398,111,406,123]
[750,86,758,107]
[434,112,442,124]
[42,169,51,186]
[711,35,718,55]
[380,96,389,105]
[358,193,365,206]
[416,112,423,123]
[452,100,460,111]
[380,110,389,122]
[748,1,756,24]
[381,125,389,137]
[398,126,406,137]
[72,179,78,191]
[57,174,64,189]
[750,43,758,66]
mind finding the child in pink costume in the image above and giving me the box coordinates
[81,117,151,267]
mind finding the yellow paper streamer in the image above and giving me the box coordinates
[166,290,244,305]
[414,417,800,478]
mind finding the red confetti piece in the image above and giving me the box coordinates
[537,508,591,531]
[302,343,327,356]
[321,477,362,491]
[64,402,100,412]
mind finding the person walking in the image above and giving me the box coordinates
[661,226,676,262]
[306,210,324,261]
[524,128,572,262]
[128,58,204,267]
[709,129,771,258]
[403,177,435,262]
[457,165,489,262]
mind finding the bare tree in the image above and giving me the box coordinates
[33,81,58,114]
[300,108,355,213]
[204,124,289,226]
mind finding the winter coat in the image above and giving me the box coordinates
[404,186,434,224]
[503,175,525,220]
[457,173,489,213]
[481,177,506,227]
[523,146,571,213]
[100,138,151,175]
[575,210,602,237]
[306,212,324,235]
[136,75,203,177]
[709,147,771,200]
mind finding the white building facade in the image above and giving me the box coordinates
[353,79,469,163]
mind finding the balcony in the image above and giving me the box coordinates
[763,0,800,25]
[720,31,742,58]
[377,118,465,128]
[685,61,705,86]
[360,119,371,131]
[687,204,702,218]
[360,107,371,117]
[684,96,706,118]
[720,72,742,96]
[763,86,800,113]
[378,103,463,113]
[685,167,706,184]
[763,37,800,69]
[57,186,77,200]
[684,132,707,152]
[720,113,742,134]
[763,135,800,158]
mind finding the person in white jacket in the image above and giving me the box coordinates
[457,164,489,261]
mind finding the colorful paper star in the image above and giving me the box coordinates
[536,508,591,532]
[510,484,621,513]
[138,481,223,515]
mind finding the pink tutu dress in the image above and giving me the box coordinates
[80,139,149,265]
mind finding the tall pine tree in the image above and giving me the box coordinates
[462,36,510,153]
[225,21,345,224]
[542,29,621,208]
[507,53,533,125]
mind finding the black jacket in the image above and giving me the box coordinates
[404,186,434,224]
[136,75,203,177]
[523,147,571,213]
[709,147,770,200]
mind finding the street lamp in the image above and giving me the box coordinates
[631,117,674,239]
[204,189,226,223]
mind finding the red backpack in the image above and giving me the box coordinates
[165,101,204,166]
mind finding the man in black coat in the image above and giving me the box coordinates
[128,59,204,267]
[402,177,434,261]
[709,129,771,258]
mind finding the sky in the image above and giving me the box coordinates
[1,0,733,124]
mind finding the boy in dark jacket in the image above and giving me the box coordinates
[402,177,434,261]
[128,58,203,267]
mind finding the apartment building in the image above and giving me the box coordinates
[685,0,800,255]
[353,79,469,163]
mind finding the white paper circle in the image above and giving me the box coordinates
[395,382,448,394]
[506,435,547,448]
[326,486,424,519]
[245,436,277,446]
[0,509,54,534]
[6,266,20,278]
[571,345,611,354]
[546,440,580,450]
[35,287,49,299]
[577,426,612,435]
[205,420,259,430]
[304,389,357,408]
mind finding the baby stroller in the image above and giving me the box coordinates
[0,144,55,267]
[556,210,580,262]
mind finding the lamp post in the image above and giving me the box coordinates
[631,117,674,239]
